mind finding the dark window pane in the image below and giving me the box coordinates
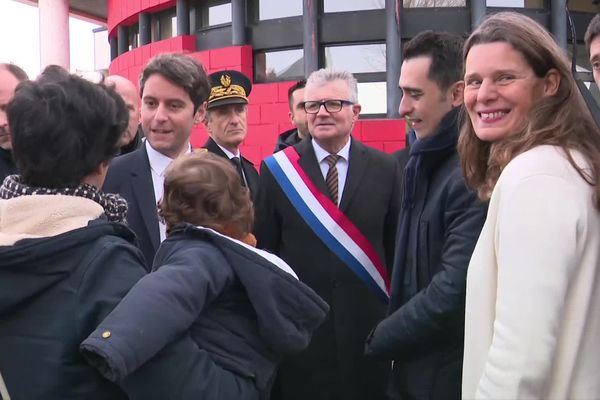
[358,81,387,114]
[259,0,302,19]
[254,49,304,82]
[324,0,384,12]
[128,24,139,50]
[209,3,231,26]
[325,44,386,74]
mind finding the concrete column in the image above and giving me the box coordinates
[118,25,129,56]
[176,0,190,36]
[470,0,486,29]
[386,0,401,118]
[303,0,318,77]
[551,0,567,50]
[232,0,246,45]
[139,12,151,45]
[39,0,70,70]
[110,36,118,61]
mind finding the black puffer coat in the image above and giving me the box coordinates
[82,224,329,399]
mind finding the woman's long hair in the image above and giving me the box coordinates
[458,12,600,209]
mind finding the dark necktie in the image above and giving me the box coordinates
[324,154,341,205]
[231,156,247,187]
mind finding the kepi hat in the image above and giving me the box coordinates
[208,70,252,109]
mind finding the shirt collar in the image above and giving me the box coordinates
[312,137,351,163]
[145,140,191,176]
[215,142,240,159]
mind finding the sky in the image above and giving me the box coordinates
[0,0,104,79]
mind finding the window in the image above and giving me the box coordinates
[152,8,177,40]
[486,0,543,7]
[128,24,139,50]
[324,44,386,74]
[324,44,386,115]
[259,0,302,20]
[324,0,384,12]
[403,0,466,8]
[254,49,304,82]
[208,2,232,26]
[358,82,387,115]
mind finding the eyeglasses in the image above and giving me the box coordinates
[303,99,354,114]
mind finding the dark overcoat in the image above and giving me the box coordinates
[255,137,401,400]
[365,112,488,400]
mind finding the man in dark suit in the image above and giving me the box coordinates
[365,31,487,400]
[255,68,401,400]
[203,70,259,199]
[103,53,210,268]
[0,63,28,182]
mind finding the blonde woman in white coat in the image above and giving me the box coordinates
[458,12,600,400]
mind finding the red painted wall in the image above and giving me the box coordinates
[109,38,406,166]
[107,0,175,38]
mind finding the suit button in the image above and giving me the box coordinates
[102,331,112,339]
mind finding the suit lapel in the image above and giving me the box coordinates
[297,138,329,197]
[130,146,160,252]
[340,138,369,212]
[204,137,228,158]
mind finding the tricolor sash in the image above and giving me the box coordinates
[264,146,390,304]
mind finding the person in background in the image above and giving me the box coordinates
[365,31,487,400]
[255,68,400,400]
[460,12,600,399]
[0,66,243,400]
[81,152,329,400]
[203,70,259,199]
[585,13,600,88]
[0,63,28,182]
[274,79,309,152]
[103,53,210,268]
[105,75,144,155]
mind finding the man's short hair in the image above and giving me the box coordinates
[585,14,600,52]
[287,79,306,109]
[139,53,210,113]
[0,63,28,82]
[8,66,127,188]
[306,68,358,103]
[403,31,464,91]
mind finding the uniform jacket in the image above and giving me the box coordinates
[255,137,401,400]
[204,137,259,200]
[463,146,600,399]
[0,195,242,399]
[274,128,303,153]
[365,110,488,400]
[81,224,329,399]
[103,144,158,268]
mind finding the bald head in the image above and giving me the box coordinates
[105,75,140,147]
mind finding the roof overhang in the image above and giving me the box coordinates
[14,0,107,25]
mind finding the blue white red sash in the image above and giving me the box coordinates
[264,146,390,304]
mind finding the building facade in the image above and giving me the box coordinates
[106,0,597,161]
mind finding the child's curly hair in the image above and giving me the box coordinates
[159,151,254,240]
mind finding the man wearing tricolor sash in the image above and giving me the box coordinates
[255,68,401,400]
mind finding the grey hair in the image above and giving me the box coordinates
[305,68,358,103]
